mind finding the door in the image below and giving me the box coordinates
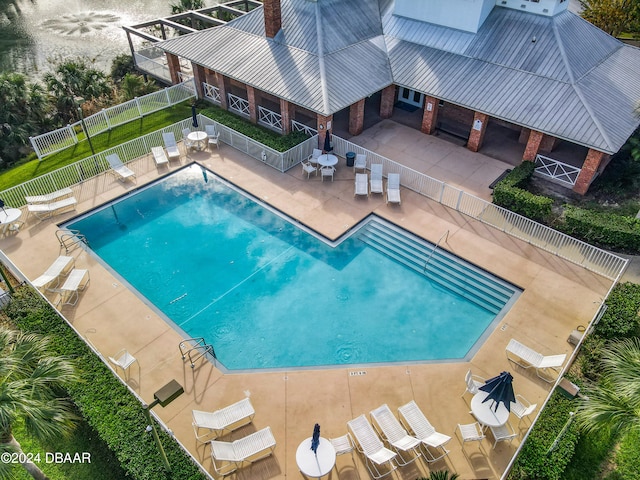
[397,87,424,108]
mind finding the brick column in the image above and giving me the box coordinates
[280,98,294,134]
[467,112,489,152]
[539,134,560,153]
[523,129,544,161]
[380,85,396,119]
[247,86,258,123]
[192,63,206,99]
[216,73,229,110]
[316,114,333,151]
[573,149,608,195]
[420,95,439,135]
[518,127,530,144]
[349,99,366,136]
[166,53,181,85]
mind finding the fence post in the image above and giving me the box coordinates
[165,87,171,106]
[135,97,143,117]
[102,109,111,130]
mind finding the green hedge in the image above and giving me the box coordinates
[507,391,580,480]
[493,162,553,223]
[3,287,206,480]
[593,282,640,339]
[199,103,309,152]
[559,205,640,253]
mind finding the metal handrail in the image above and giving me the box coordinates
[424,230,449,272]
[178,337,216,368]
[56,229,88,254]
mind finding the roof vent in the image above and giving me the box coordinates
[520,4,527,8]
[532,36,537,43]
[543,8,549,12]
[501,0,507,3]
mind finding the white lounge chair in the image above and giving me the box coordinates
[192,397,255,443]
[301,160,317,178]
[347,414,397,479]
[182,128,196,151]
[31,255,75,291]
[206,124,220,150]
[355,173,369,197]
[506,338,567,382]
[386,173,401,204]
[370,404,421,466]
[210,426,276,476]
[27,197,77,219]
[370,164,384,194]
[321,165,335,182]
[106,154,136,182]
[151,146,169,167]
[488,422,517,449]
[56,268,90,306]
[354,153,367,172]
[398,400,451,462]
[25,187,73,204]
[162,132,181,163]
[308,148,322,168]
[462,369,485,398]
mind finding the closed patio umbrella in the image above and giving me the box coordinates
[323,131,333,152]
[479,371,515,412]
[191,104,198,128]
[311,424,320,454]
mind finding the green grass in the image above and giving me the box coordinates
[7,415,126,480]
[0,103,193,191]
[563,429,618,480]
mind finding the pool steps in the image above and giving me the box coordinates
[357,220,516,314]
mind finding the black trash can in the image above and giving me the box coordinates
[346,151,356,167]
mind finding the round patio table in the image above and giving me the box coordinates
[0,208,22,233]
[470,390,510,428]
[295,437,336,478]
[187,131,208,150]
[317,154,338,167]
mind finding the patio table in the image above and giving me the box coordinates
[296,437,336,478]
[318,154,338,167]
[471,390,510,428]
[187,131,208,151]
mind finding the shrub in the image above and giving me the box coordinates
[559,205,640,252]
[200,104,309,152]
[3,287,206,480]
[508,391,580,480]
[593,282,640,339]
[493,162,553,223]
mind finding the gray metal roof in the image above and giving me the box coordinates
[155,0,640,154]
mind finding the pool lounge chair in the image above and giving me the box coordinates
[348,414,397,479]
[56,268,90,306]
[27,197,77,219]
[210,426,276,476]
[162,132,181,162]
[25,187,73,204]
[151,146,169,167]
[370,164,383,194]
[192,397,255,443]
[354,153,367,172]
[506,338,567,382]
[386,173,401,205]
[106,154,136,182]
[370,404,422,466]
[355,173,368,197]
[398,400,451,462]
[31,255,75,292]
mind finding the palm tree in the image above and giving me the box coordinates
[0,326,79,480]
[576,337,640,437]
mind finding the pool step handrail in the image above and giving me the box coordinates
[179,337,216,368]
[424,230,449,272]
[56,229,88,254]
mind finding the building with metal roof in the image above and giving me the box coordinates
[127,0,640,194]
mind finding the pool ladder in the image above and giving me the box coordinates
[424,230,449,272]
[179,337,216,368]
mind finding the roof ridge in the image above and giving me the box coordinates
[314,2,330,114]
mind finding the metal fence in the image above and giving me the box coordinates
[331,136,627,280]
[29,80,196,160]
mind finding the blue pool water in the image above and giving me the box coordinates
[67,165,519,371]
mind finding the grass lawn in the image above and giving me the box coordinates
[0,103,192,191]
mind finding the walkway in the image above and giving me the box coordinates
[0,123,612,480]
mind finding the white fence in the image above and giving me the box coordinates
[227,93,250,117]
[203,83,221,104]
[258,106,283,133]
[535,154,581,186]
[330,136,627,280]
[291,120,318,136]
[29,80,196,160]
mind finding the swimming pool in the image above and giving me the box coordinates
[67,165,520,371]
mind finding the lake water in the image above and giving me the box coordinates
[0,0,217,76]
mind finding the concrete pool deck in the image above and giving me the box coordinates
[0,122,614,480]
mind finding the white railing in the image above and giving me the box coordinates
[134,47,171,83]
[202,82,221,104]
[291,120,317,136]
[534,154,581,186]
[258,106,283,132]
[30,80,196,160]
[227,93,250,117]
[177,71,194,83]
[330,136,627,280]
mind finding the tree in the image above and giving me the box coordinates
[43,58,113,125]
[0,326,79,480]
[119,73,159,101]
[579,0,640,37]
[110,54,137,85]
[576,337,640,437]
[170,0,204,14]
[0,73,52,167]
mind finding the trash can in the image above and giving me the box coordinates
[346,151,356,167]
